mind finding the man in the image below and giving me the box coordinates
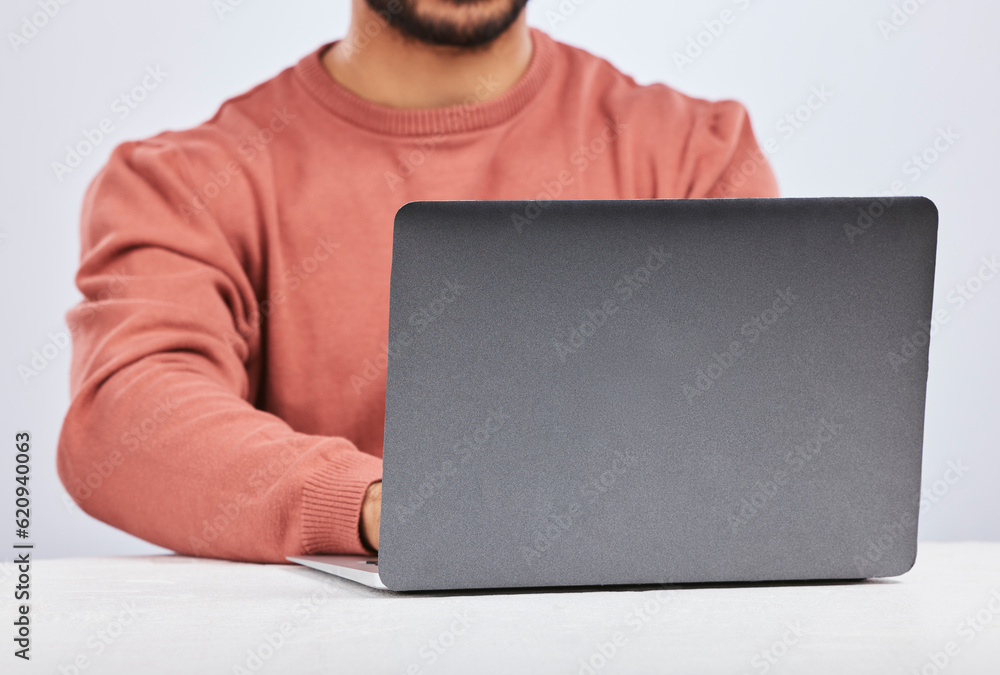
[57,0,778,562]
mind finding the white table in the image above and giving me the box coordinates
[6,542,1000,674]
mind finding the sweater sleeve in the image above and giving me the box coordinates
[686,99,780,199]
[56,135,383,563]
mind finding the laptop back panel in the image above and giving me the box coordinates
[378,198,938,591]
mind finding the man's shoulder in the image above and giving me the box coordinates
[105,52,313,180]
[546,32,750,132]
[173,57,306,151]
[86,52,317,230]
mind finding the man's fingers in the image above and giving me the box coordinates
[361,481,382,551]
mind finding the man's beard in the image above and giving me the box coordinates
[364,0,529,48]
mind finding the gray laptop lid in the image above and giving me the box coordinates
[379,198,938,591]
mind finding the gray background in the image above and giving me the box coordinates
[0,0,996,558]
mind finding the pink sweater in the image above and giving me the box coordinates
[57,28,778,563]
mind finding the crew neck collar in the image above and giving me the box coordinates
[294,27,556,137]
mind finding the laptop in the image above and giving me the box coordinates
[288,197,938,591]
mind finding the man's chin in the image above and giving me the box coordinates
[364,0,529,49]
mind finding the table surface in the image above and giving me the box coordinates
[5,542,1000,674]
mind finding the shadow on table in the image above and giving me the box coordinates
[289,562,900,598]
[407,576,900,598]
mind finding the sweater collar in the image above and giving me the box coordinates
[294,27,556,137]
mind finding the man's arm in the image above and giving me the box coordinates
[57,135,382,563]
[686,99,780,199]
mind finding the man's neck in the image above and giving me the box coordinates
[322,3,532,109]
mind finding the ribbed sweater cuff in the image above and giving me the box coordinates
[301,450,383,555]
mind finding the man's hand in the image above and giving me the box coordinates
[360,481,381,551]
